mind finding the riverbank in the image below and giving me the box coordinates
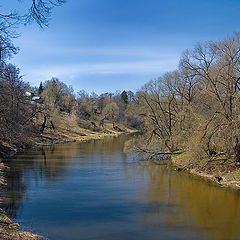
[0,163,42,240]
[1,113,136,158]
[171,153,240,191]
[37,114,136,145]
[0,114,136,240]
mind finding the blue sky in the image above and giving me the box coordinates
[4,0,240,94]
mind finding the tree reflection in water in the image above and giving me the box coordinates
[135,164,240,240]
[0,135,129,220]
[1,134,240,240]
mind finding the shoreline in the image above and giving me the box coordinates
[0,163,43,240]
[186,168,240,190]
[171,155,240,191]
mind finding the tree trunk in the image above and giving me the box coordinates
[40,116,47,134]
[100,118,105,127]
[234,137,240,164]
[50,120,55,130]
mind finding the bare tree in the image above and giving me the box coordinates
[138,74,181,153]
[180,32,240,162]
[0,0,66,60]
[102,102,119,128]
[0,64,44,144]
[26,0,66,27]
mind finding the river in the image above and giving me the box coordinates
[1,134,240,240]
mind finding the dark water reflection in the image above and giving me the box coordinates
[1,134,240,240]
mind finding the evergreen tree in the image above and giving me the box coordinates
[38,82,43,95]
[121,90,128,104]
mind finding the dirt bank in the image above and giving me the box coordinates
[171,153,240,191]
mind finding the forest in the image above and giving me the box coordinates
[1,0,240,175]
[2,1,240,240]
[2,32,240,175]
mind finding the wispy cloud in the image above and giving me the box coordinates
[14,35,180,91]
[26,46,179,60]
[23,59,178,81]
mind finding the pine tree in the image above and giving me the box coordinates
[38,82,43,95]
[121,90,128,104]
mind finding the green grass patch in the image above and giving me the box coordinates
[171,151,192,167]
[227,169,240,178]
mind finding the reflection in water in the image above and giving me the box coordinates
[138,165,240,240]
[1,135,129,220]
[1,134,240,240]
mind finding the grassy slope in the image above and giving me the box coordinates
[37,113,136,145]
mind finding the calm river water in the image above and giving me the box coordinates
[1,134,240,240]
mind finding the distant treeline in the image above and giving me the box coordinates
[0,64,143,150]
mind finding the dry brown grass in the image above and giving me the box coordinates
[37,113,136,145]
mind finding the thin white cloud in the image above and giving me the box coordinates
[25,59,178,80]
[31,46,179,59]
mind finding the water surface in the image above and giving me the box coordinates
[2,135,240,240]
